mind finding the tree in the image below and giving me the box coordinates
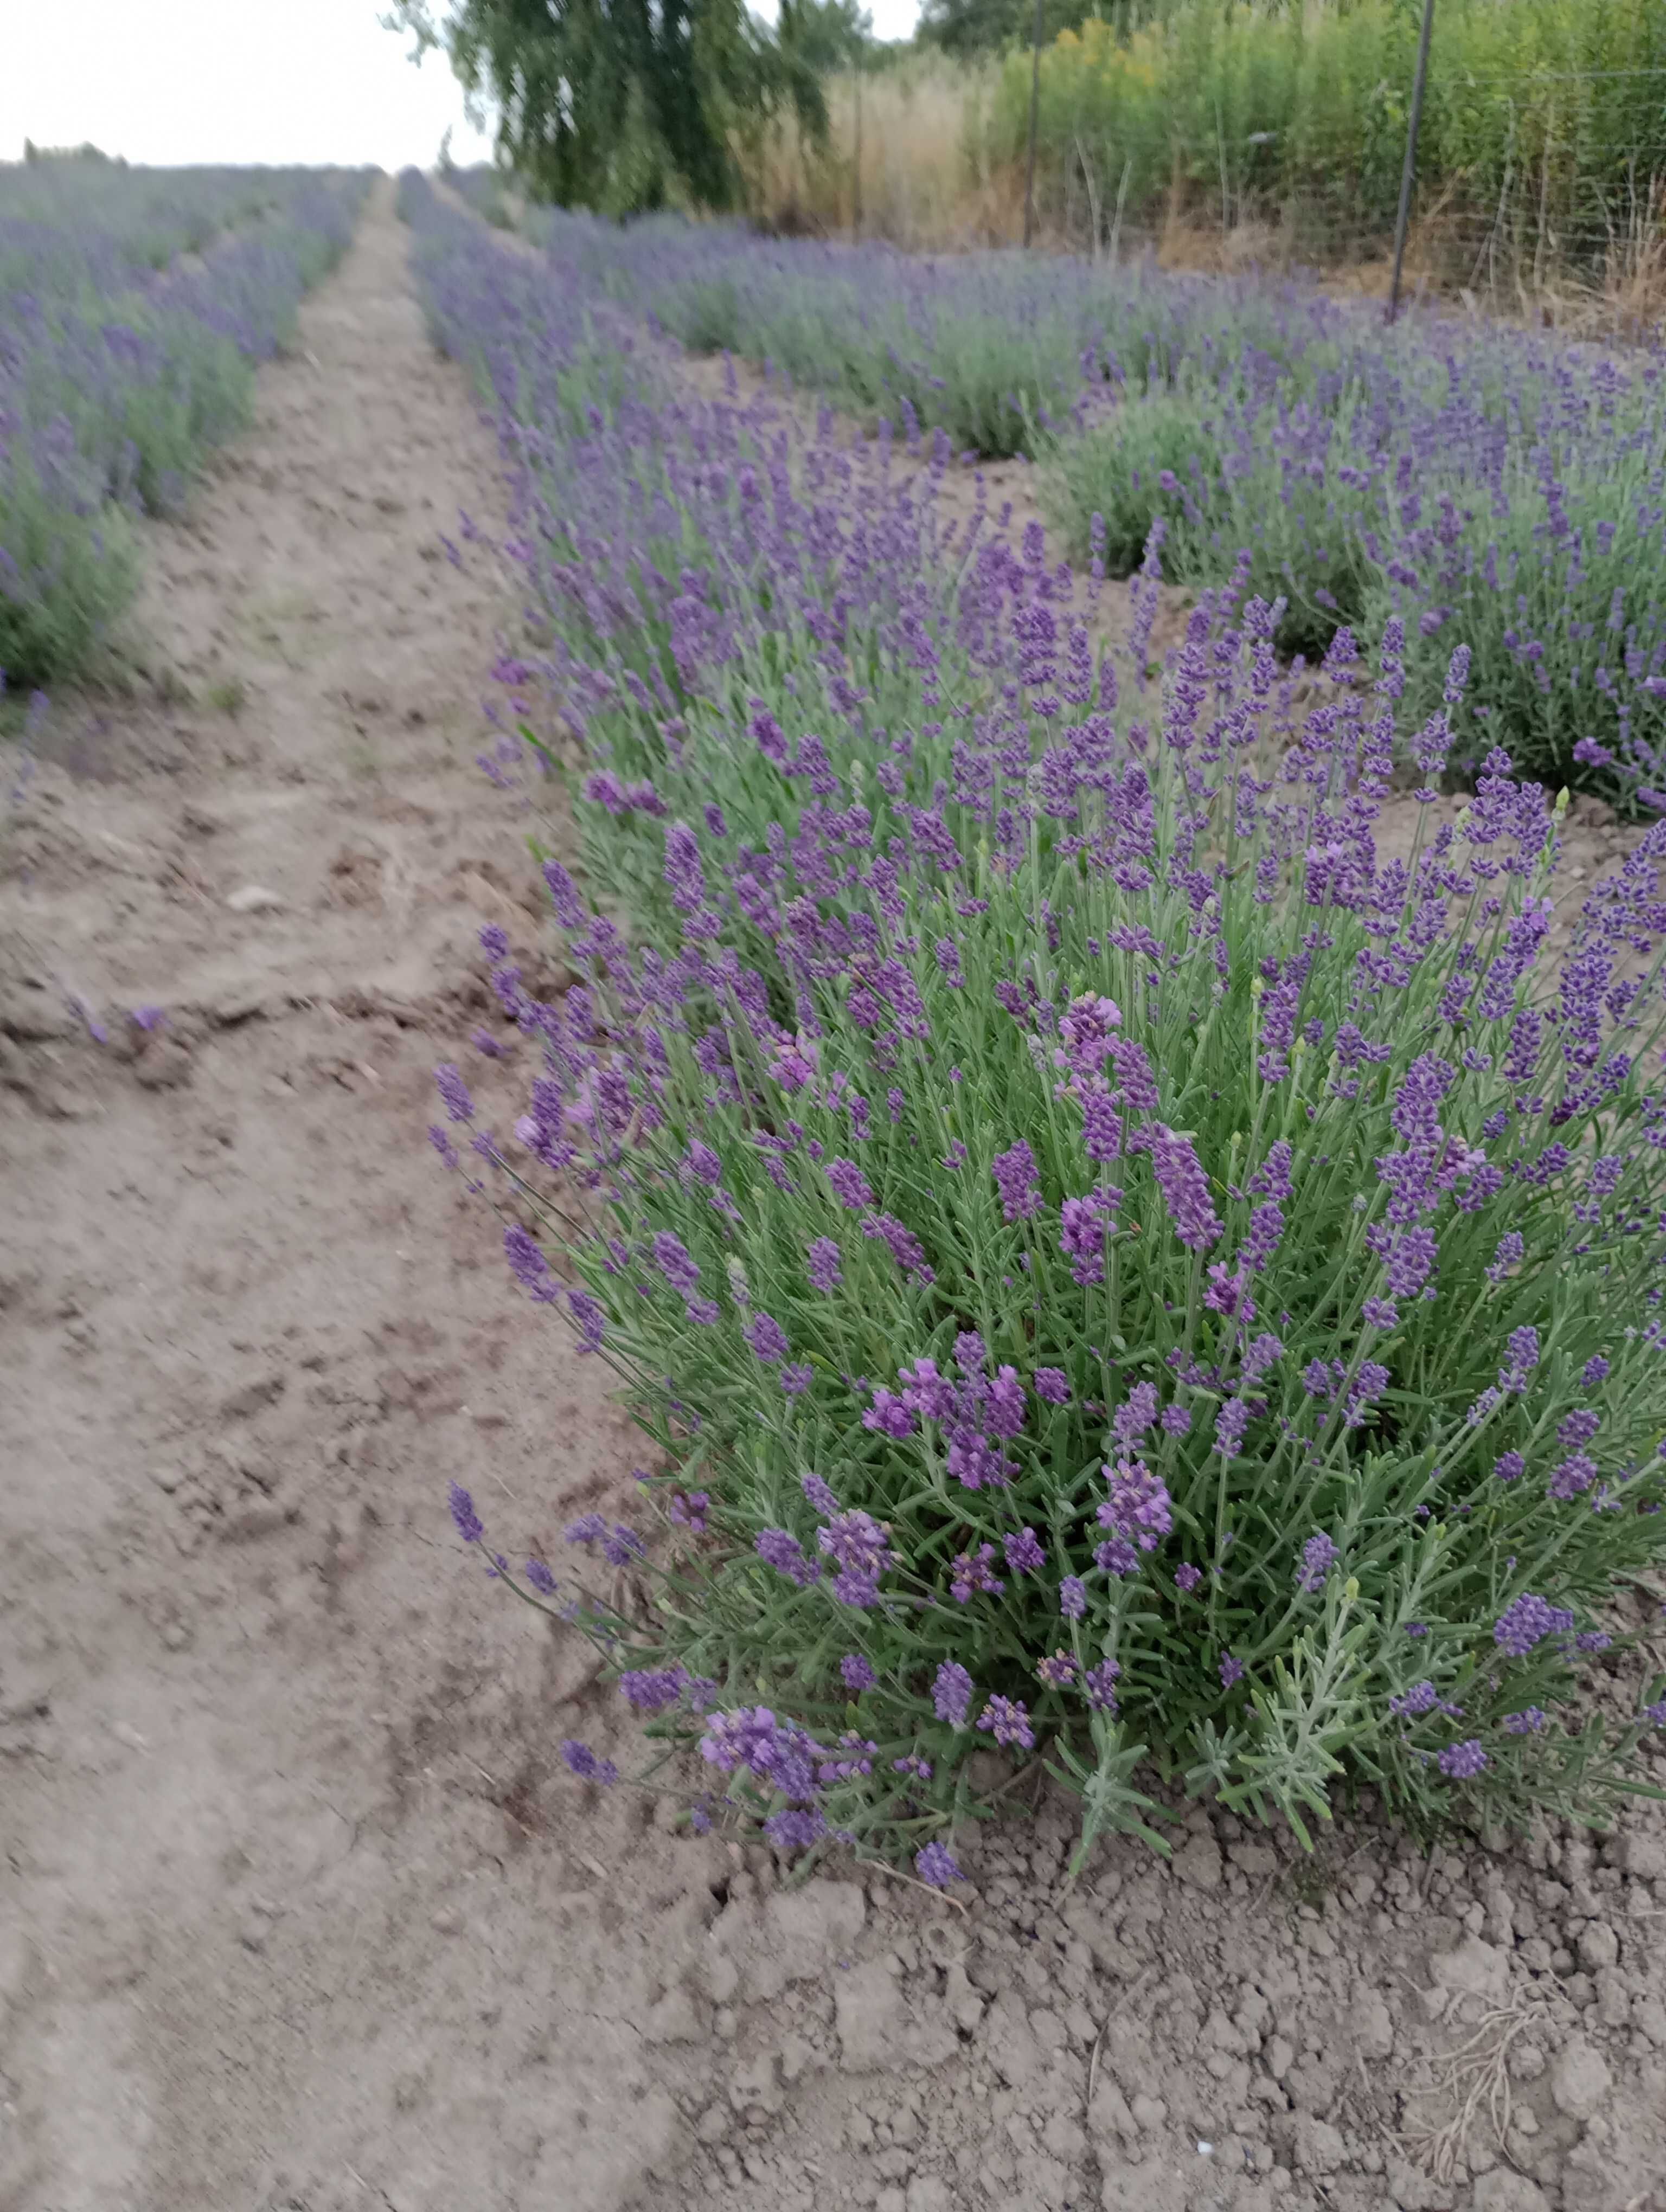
[386,0,828,215]
[781,0,873,76]
[917,0,1151,63]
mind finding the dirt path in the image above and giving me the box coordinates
[0,181,700,2212]
[4,182,1666,2212]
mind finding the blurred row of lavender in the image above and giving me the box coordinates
[508,201,1666,802]
[0,159,373,690]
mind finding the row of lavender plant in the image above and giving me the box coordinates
[517,204,1666,805]
[0,166,372,689]
[406,173,1666,1878]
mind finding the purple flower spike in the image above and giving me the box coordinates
[932,1661,974,1728]
[1297,1532,1339,1593]
[1494,1592,1575,1656]
[560,1740,618,1786]
[992,1139,1041,1224]
[757,1528,821,1586]
[746,1311,790,1364]
[976,1695,1035,1751]
[504,1224,561,1305]
[915,1841,963,1888]
[448,1481,483,1545]
[1219,1651,1246,1688]
[1503,1708,1548,1734]
[765,1807,827,1852]
[1003,1526,1046,1574]
[1139,1123,1221,1252]
[1059,1575,1087,1620]
[951,1542,1005,1603]
[434,1063,475,1123]
[806,1236,843,1291]
[1438,1739,1488,1780]
[826,1158,875,1211]
[840,1653,876,1693]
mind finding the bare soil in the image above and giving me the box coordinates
[3,181,1665,2212]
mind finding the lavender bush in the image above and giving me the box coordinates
[0,166,370,686]
[412,182,1666,1875]
[1038,349,1666,800]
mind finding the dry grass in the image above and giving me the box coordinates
[743,58,1020,252]
[739,60,1666,343]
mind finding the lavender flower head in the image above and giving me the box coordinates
[977,1695,1035,1751]
[448,1481,483,1545]
[991,1138,1041,1224]
[1438,1739,1488,1780]
[1297,1532,1339,1593]
[560,1740,618,1786]
[932,1661,974,1728]
[915,1841,963,1888]
[1099,1458,1174,1551]
[1494,1592,1575,1656]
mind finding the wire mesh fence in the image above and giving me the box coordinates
[748,46,1666,335]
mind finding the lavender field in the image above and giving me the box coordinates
[4,155,1666,2212]
[498,202,1666,804]
[0,159,368,687]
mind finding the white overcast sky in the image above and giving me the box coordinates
[1,0,922,171]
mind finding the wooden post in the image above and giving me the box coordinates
[1387,0,1438,324]
[853,60,862,240]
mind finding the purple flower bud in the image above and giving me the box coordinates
[746,1311,789,1364]
[1494,1592,1575,1656]
[976,1694,1035,1750]
[652,1231,701,1297]
[1297,1532,1338,1593]
[1003,1526,1046,1574]
[992,1138,1041,1224]
[434,1063,474,1123]
[806,1237,843,1291]
[932,1661,974,1727]
[1437,1739,1488,1780]
[560,1740,618,1786]
[448,1481,483,1544]
[504,1223,561,1304]
[757,1528,820,1587]
[826,1159,875,1211]
[915,1841,963,1888]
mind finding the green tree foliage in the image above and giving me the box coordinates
[387,0,829,214]
[917,0,1116,61]
[784,0,874,75]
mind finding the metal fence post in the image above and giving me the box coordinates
[1023,0,1045,248]
[1388,0,1438,323]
